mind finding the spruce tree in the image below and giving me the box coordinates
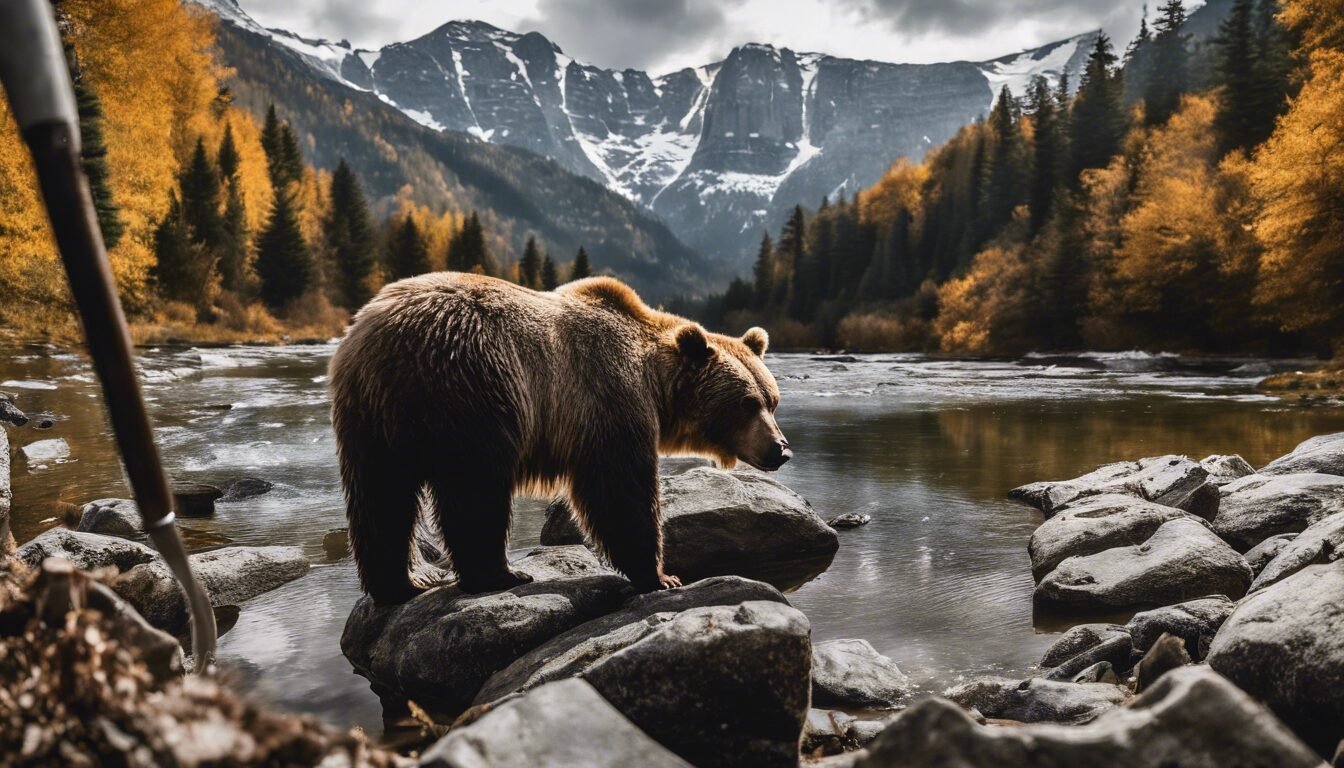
[1123,7,1153,104]
[774,206,806,308]
[1145,0,1190,125]
[520,236,542,288]
[326,159,377,307]
[179,136,224,251]
[387,215,431,280]
[255,187,312,309]
[1070,32,1125,180]
[981,86,1027,231]
[540,255,559,290]
[277,124,305,189]
[570,246,592,281]
[751,232,774,310]
[217,122,241,182]
[1214,0,1259,155]
[218,181,249,292]
[1027,76,1061,233]
[56,2,123,248]
[261,105,282,173]
[447,212,492,274]
[1248,0,1295,145]
[152,192,206,304]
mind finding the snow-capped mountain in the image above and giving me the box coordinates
[194,0,1098,268]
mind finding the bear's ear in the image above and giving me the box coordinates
[674,324,712,363]
[742,327,769,357]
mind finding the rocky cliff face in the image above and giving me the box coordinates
[194,0,1099,270]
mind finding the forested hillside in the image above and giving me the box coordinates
[697,0,1343,358]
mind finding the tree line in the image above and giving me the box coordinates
[700,0,1338,357]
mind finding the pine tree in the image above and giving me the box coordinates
[255,187,312,308]
[1247,0,1295,145]
[774,206,806,308]
[1124,6,1154,104]
[1214,0,1260,155]
[260,104,282,175]
[179,136,224,251]
[387,214,431,281]
[569,246,592,281]
[1027,76,1061,233]
[218,180,249,292]
[56,2,123,248]
[326,159,377,307]
[151,191,208,305]
[520,236,542,288]
[261,105,304,189]
[1071,32,1126,179]
[1145,1,1191,125]
[540,254,559,290]
[751,231,774,309]
[217,122,241,182]
[447,212,493,275]
[981,86,1027,230]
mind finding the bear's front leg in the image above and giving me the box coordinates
[569,450,678,592]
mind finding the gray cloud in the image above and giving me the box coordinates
[842,0,1134,39]
[520,0,748,71]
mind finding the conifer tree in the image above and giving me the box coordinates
[569,246,592,281]
[1145,1,1190,125]
[217,122,241,181]
[1214,0,1259,155]
[326,159,376,307]
[261,105,304,189]
[1123,6,1154,104]
[774,206,806,308]
[1070,32,1126,179]
[387,214,431,281]
[1027,76,1062,233]
[260,104,282,173]
[981,86,1027,230]
[56,1,123,248]
[447,212,493,275]
[751,232,774,309]
[179,136,224,251]
[218,181,249,292]
[520,236,542,288]
[540,254,559,290]
[152,191,206,305]
[255,188,312,308]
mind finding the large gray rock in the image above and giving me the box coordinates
[1009,455,1217,520]
[17,528,157,572]
[1035,518,1252,610]
[854,667,1323,768]
[474,576,787,704]
[1201,454,1257,486]
[1214,472,1344,551]
[1261,432,1344,477]
[1040,623,1129,668]
[0,427,11,549]
[943,677,1128,724]
[542,468,838,591]
[85,580,184,684]
[0,394,27,427]
[342,546,631,718]
[1249,512,1344,592]
[1028,494,1199,581]
[75,498,142,539]
[115,546,310,636]
[811,639,912,709]
[801,708,894,758]
[419,679,691,768]
[1208,560,1344,754]
[579,600,812,768]
[1124,596,1235,660]
[1245,533,1298,574]
[1043,634,1134,681]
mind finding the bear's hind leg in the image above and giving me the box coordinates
[430,472,533,593]
[343,451,425,605]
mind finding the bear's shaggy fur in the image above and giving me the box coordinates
[329,273,789,604]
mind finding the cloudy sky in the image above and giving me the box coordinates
[238,0,1165,74]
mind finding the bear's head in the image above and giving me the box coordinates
[663,324,791,472]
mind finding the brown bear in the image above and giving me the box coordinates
[329,273,791,604]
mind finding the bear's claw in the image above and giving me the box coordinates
[659,573,682,589]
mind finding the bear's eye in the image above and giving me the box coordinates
[740,396,762,413]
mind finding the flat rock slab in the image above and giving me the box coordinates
[18,528,157,572]
[420,679,691,768]
[1214,472,1344,550]
[342,546,631,718]
[1035,518,1252,610]
[1249,511,1344,592]
[811,639,912,709]
[76,498,142,539]
[542,468,838,591]
[20,437,70,466]
[1124,596,1235,660]
[1260,432,1344,477]
[943,677,1128,724]
[1200,454,1257,486]
[1028,494,1200,581]
[115,545,310,636]
[1040,623,1129,668]
[219,477,273,502]
[854,667,1322,768]
[1009,455,1217,520]
[1208,560,1344,755]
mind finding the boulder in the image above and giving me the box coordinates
[171,481,224,517]
[219,477,273,502]
[802,709,893,758]
[1208,560,1344,755]
[1040,623,1129,668]
[20,437,70,466]
[1134,633,1191,693]
[341,546,631,718]
[943,677,1128,724]
[541,468,838,591]
[1069,661,1120,685]
[828,513,872,529]
[579,600,811,768]
[1200,454,1256,486]
[1249,511,1344,592]
[1124,596,1236,660]
[115,546,310,636]
[1028,494,1200,581]
[0,395,27,427]
[473,576,787,705]
[75,498,142,539]
[1260,432,1344,477]
[1009,455,1217,520]
[18,528,157,572]
[85,580,183,683]
[811,639,912,709]
[1035,519,1252,610]
[1214,472,1344,551]
[419,679,691,768]
[854,667,1322,768]
[1043,634,1133,681]
[1245,533,1298,574]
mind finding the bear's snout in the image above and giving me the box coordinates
[762,438,792,470]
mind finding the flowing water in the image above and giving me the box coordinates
[5,344,1344,734]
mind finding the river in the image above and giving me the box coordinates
[4,344,1342,734]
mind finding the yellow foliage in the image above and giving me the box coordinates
[392,185,464,271]
[934,243,1034,355]
[860,159,927,230]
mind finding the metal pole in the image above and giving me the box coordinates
[0,0,216,670]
